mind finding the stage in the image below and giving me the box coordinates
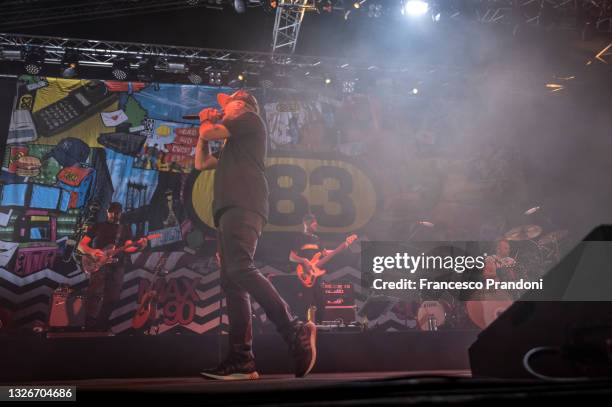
[23,371,472,392]
[10,371,612,405]
[0,330,479,382]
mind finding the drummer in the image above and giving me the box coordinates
[483,239,518,282]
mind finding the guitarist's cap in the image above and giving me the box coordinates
[108,202,123,214]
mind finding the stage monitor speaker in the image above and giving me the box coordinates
[469,225,612,379]
[48,287,86,328]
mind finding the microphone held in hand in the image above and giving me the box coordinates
[182,110,223,121]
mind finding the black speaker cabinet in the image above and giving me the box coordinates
[469,225,612,379]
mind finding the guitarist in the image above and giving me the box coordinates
[78,202,147,332]
[289,213,330,322]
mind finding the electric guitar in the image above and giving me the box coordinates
[81,233,161,275]
[296,234,358,288]
[132,252,169,330]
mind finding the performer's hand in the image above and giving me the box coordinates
[199,108,221,123]
[302,260,315,274]
[137,238,148,249]
[91,249,105,260]
[322,249,332,257]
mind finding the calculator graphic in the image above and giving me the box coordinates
[32,80,118,137]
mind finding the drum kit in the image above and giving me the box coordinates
[369,224,569,331]
[503,224,568,280]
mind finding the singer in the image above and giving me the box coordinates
[195,90,317,380]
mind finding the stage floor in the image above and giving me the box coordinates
[26,370,472,392]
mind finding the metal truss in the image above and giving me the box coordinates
[271,0,315,54]
[464,0,612,31]
[0,0,227,30]
[0,32,422,75]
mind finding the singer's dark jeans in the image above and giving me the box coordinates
[217,207,297,360]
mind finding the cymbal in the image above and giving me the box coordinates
[538,230,568,245]
[504,225,543,241]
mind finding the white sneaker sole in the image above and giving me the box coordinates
[200,371,260,381]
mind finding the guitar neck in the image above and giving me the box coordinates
[315,242,347,268]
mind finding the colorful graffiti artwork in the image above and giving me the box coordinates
[0,76,524,335]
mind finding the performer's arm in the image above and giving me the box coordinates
[199,122,230,141]
[194,136,218,170]
[124,239,147,253]
[78,235,104,259]
[195,107,227,170]
[290,250,312,265]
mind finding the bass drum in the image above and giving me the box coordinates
[465,291,513,329]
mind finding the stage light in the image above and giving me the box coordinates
[23,48,45,75]
[61,49,80,78]
[208,71,223,86]
[412,88,418,94]
[324,77,332,85]
[316,0,334,13]
[187,64,204,85]
[137,58,157,82]
[166,61,187,74]
[353,1,361,9]
[402,0,429,17]
[228,63,247,85]
[261,0,277,12]
[0,47,22,61]
[111,58,131,81]
[342,80,355,94]
[259,63,278,89]
[368,3,382,18]
[233,0,246,13]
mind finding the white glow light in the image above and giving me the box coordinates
[403,0,429,17]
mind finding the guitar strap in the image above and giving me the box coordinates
[113,224,122,247]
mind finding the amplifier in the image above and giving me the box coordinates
[48,286,86,328]
[321,281,356,324]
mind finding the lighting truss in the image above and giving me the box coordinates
[0,32,433,76]
[271,0,316,54]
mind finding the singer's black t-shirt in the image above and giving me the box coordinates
[213,111,269,226]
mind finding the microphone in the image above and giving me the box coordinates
[182,111,223,121]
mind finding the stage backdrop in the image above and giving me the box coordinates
[0,76,525,334]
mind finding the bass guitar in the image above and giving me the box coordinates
[81,233,161,274]
[296,234,358,288]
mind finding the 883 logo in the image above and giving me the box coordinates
[187,155,377,233]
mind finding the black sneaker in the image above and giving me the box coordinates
[200,355,259,381]
[291,321,317,378]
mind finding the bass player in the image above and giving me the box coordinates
[78,202,147,332]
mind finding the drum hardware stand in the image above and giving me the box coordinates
[427,315,438,331]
